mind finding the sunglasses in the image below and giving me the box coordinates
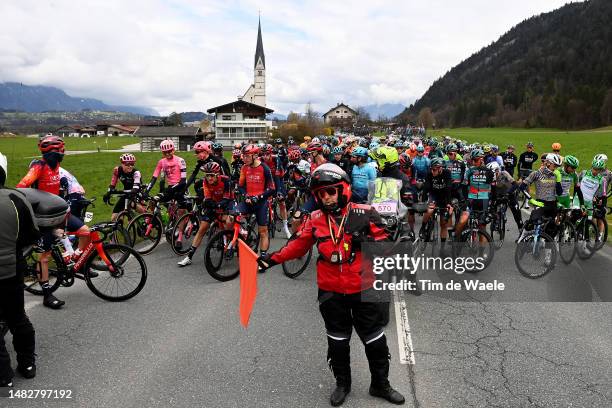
[553,149,560,153]
[205,173,217,178]
[123,163,135,167]
[316,186,338,199]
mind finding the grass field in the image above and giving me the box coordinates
[2,128,611,223]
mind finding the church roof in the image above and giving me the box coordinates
[254,17,265,69]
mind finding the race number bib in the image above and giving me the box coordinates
[372,201,397,215]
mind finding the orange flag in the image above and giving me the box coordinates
[238,239,259,327]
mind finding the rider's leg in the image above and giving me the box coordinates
[257,201,270,253]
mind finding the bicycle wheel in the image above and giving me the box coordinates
[127,213,163,255]
[114,211,133,246]
[594,217,607,250]
[430,219,439,257]
[204,230,240,281]
[23,247,62,296]
[456,229,494,272]
[282,233,313,279]
[576,218,598,260]
[171,212,199,255]
[84,244,147,301]
[490,210,506,250]
[557,221,576,265]
[515,232,557,279]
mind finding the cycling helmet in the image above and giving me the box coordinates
[233,142,242,149]
[275,138,282,144]
[193,141,212,153]
[483,145,492,154]
[120,153,136,164]
[564,155,579,169]
[394,141,404,148]
[592,158,606,169]
[303,136,312,142]
[311,137,320,143]
[437,141,444,150]
[486,161,500,172]
[546,153,562,167]
[332,146,343,155]
[310,163,351,212]
[409,143,417,152]
[470,149,484,159]
[594,153,608,163]
[307,142,323,152]
[430,157,444,168]
[261,144,273,155]
[491,145,499,152]
[399,152,412,168]
[202,161,221,174]
[38,135,65,153]
[288,150,301,161]
[526,141,534,148]
[416,145,425,153]
[359,138,369,148]
[242,144,260,155]
[446,143,457,153]
[232,149,241,159]
[212,142,223,152]
[160,139,175,153]
[551,142,561,151]
[351,146,368,158]
[369,141,380,150]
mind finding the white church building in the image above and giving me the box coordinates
[207,18,273,147]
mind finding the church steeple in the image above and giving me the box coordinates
[254,17,265,69]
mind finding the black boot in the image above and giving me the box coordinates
[365,336,405,405]
[327,338,351,406]
[42,284,65,310]
[17,364,36,379]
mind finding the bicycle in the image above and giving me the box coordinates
[414,205,444,256]
[23,223,147,301]
[514,215,557,279]
[452,209,494,273]
[489,195,508,249]
[203,213,260,281]
[169,195,204,255]
[282,185,314,279]
[126,196,183,255]
[555,207,577,265]
[573,207,600,260]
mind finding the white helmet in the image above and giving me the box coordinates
[486,161,500,172]
[0,152,7,184]
[546,153,562,166]
[594,154,608,163]
[311,137,320,143]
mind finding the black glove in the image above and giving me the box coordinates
[103,191,112,205]
[257,253,278,271]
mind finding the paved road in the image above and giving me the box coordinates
[4,212,612,407]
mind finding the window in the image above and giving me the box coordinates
[336,110,340,114]
[221,115,235,121]
[343,110,347,113]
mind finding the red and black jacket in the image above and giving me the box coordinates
[271,203,388,294]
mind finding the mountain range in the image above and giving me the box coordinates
[399,0,612,129]
[0,82,159,116]
[361,103,406,119]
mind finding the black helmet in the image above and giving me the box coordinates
[310,163,351,213]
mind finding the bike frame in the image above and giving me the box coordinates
[72,230,115,273]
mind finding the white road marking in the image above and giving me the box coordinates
[392,285,415,365]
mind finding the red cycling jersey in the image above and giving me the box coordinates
[238,163,275,197]
[271,203,388,294]
[17,160,61,195]
[152,155,187,186]
[203,175,232,202]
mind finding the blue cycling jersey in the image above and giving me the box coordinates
[351,163,377,197]
[412,156,430,180]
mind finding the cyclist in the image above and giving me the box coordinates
[501,145,517,177]
[58,167,86,220]
[308,141,328,172]
[518,153,563,240]
[454,149,496,242]
[487,161,523,230]
[212,142,231,177]
[103,153,145,221]
[518,142,539,208]
[230,148,243,184]
[177,162,234,267]
[421,157,453,254]
[330,146,351,174]
[551,142,562,157]
[556,155,580,210]
[144,140,189,249]
[286,149,311,218]
[16,136,91,309]
[258,164,405,406]
[349,147,376,204]
[261,144,291,238]
[412,145,430,181]
[237,144,275,257]
[186,141,227,190]
[577,157,607,242]
[444,144,466,221]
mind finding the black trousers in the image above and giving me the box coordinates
[318,289,391,388]
[0,267,36,382]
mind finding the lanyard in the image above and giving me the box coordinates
[327,213,347,247]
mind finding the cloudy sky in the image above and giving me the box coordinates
[0,0,580,115]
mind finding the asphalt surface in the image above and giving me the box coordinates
[3,209,612,408]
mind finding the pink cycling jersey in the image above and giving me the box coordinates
[152,155,187,186]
